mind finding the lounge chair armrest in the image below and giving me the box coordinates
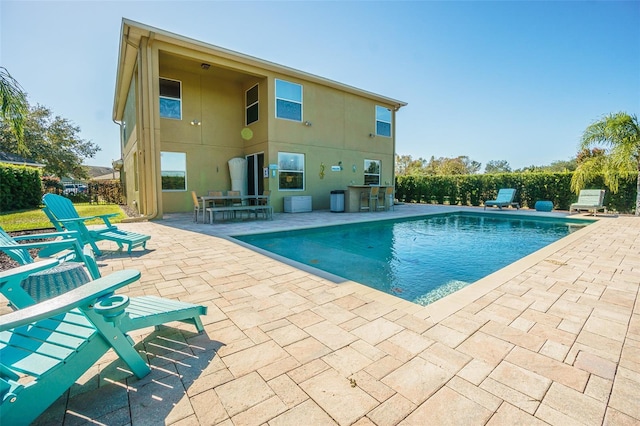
[0,269,141,331]
[57,214,118,227]
[56,216,101,224]
[0,259,60,281]
[95,213,118,227]
[0,238,83,252]
[12,230,82,241]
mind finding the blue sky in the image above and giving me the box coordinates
[2,1,638,171]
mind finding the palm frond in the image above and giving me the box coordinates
[0,67,28,152]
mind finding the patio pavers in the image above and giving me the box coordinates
[5,205,639,425]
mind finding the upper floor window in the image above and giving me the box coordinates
[278,152,305,190]
[275,79,302,121]
[246,84,259,125]
[160,151,186,191]
[375,105,392,137]
[364,159,381,185]
[159,78,181,119]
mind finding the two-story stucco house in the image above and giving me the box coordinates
[112,19,406,218]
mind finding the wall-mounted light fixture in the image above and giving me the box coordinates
[304,121,312,127]
[368,133,375,138]
[190,119,201,126]
[201,63,210,70]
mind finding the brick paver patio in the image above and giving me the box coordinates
[7,204,639,425]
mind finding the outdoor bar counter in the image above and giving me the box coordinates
[345,185,391,212]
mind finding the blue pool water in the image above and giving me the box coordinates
[233,213,590,306]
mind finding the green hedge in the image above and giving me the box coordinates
[0,164,43,211]
[396,172,637,214]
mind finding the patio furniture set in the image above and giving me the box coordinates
[192,191,273,224]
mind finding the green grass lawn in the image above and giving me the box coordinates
[0,204,126,232]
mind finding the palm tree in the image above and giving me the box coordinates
[571,112,640,215]
[0,67,28,152]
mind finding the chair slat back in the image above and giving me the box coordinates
[495,189,515,203]
[577,189,605,206]
[227,190,242,206]
[209,191,225,207]
[42,194,81,220]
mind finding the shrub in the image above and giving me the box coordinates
[0,164,42,211]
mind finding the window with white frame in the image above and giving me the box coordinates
[375,105,392,137]
[246,84,259,125]
[275,79,302,121]
[364,159,381,185]
[278,152,305,190]
[159,78,181,119]
[160,151,186,191]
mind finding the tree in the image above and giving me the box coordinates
[395,154,428,176]
[0,67,28,152]
[545,159,577,172]
[484,160,512,174]
[426,155,481,175]
[571,112,640,215]
[0,104,101,179]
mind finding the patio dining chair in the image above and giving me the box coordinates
[227,190,243,219]
[191,191,203,223]
[257,190,272,219]
[208,191,227,221]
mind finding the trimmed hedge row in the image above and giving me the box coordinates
[0,164,43,211]
[396,172,637,214]
[1,164,125,212]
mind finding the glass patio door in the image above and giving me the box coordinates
[246,152,264,198]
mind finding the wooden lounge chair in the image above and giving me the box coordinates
[42,193,151,255]
[570,189,606,216]
[484,188,520,210]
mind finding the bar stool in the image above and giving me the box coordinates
[379,186,394,211]
[360,186,380,212]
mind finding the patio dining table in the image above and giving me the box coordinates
[198,194,270,223]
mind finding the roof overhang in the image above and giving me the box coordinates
[113,18,407,120]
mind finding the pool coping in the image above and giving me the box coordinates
[223,208,604,324]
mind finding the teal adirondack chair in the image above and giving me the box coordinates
[42,193,150,255]
[0,263,208,425]
[0,226,100,283]
[483,188,520,210]
[0,259,207,331]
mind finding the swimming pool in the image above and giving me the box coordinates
[233,212,591,306]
